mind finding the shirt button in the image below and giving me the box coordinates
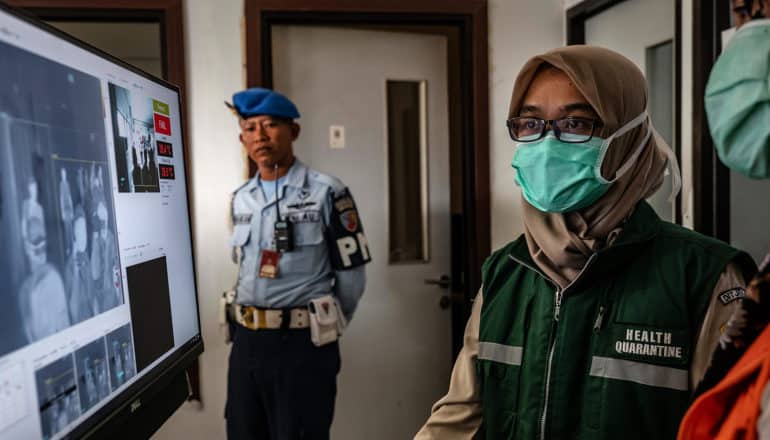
[262,211,269,217]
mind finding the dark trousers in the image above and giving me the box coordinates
[225,324,340,440]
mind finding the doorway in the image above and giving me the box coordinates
[273,25,453,438]
[245,0,490,360]
[246,1,489,437]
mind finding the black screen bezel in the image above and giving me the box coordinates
[0,3,204,438]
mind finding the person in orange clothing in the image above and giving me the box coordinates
[677,0,770,438]
[678,261,770,439]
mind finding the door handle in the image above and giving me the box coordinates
[424,274,451,289]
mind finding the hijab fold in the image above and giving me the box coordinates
[509,46,669,288]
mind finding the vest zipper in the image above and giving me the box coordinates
[539,289,559,440]
[514,253,597,440]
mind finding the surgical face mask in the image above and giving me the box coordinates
[511,111,650,213]
[705,19,770,178]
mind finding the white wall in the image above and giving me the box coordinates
[153,0,244,438]
[488,0,565,250]
[584,0,673,75]
[154,0,566,438]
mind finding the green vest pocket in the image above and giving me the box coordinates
[477,343,523,439]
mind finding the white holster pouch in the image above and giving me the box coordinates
[219,289,236,344]
[308,295,346,347]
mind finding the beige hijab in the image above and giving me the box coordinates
[509,45,668,288]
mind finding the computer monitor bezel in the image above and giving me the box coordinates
[0,3,204,438]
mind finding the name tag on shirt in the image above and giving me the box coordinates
[233,214,252,225]
[285,210,321,223]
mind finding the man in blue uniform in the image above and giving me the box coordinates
[225,88,370,440]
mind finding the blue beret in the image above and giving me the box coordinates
[228,88,300,119]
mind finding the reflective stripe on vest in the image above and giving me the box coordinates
[478,342,523,366]
[590,356,688,391]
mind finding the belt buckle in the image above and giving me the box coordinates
[256,308,267,329]
[240,306,255,329]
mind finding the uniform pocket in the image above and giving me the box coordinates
[293,221,324,246]
[279,221,325,274]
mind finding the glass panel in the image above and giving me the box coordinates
[45,22,163,78]
[387,80,428,263]
[645,40,674,222]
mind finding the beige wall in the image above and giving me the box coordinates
[155,0,565,438]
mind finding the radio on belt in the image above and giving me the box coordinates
[273,164,294,252]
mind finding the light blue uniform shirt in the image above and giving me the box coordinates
[260,174,286,205]
[230,159,367,320]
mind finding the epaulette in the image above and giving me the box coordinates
[231,179,253,196]
[307,169,346,194]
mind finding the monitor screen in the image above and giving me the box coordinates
[0,5,201,440]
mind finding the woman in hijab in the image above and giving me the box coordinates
[414,45,756,440]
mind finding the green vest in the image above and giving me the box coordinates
[477,202,755,440]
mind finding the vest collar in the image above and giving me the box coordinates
[604,201,661,249]
[507,201,663,282]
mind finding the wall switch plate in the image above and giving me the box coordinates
[330,125,345,149]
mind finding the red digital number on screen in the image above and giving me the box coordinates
[159,164,175,180]
[157,141,173,158]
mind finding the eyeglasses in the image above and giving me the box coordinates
[506,117,602,143]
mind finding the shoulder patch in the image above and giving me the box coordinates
[719,287,746,305]
[325,188,371,270]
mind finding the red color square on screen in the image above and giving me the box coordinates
[154,113,172,135]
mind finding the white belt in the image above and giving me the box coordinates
[233,305,309,330]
